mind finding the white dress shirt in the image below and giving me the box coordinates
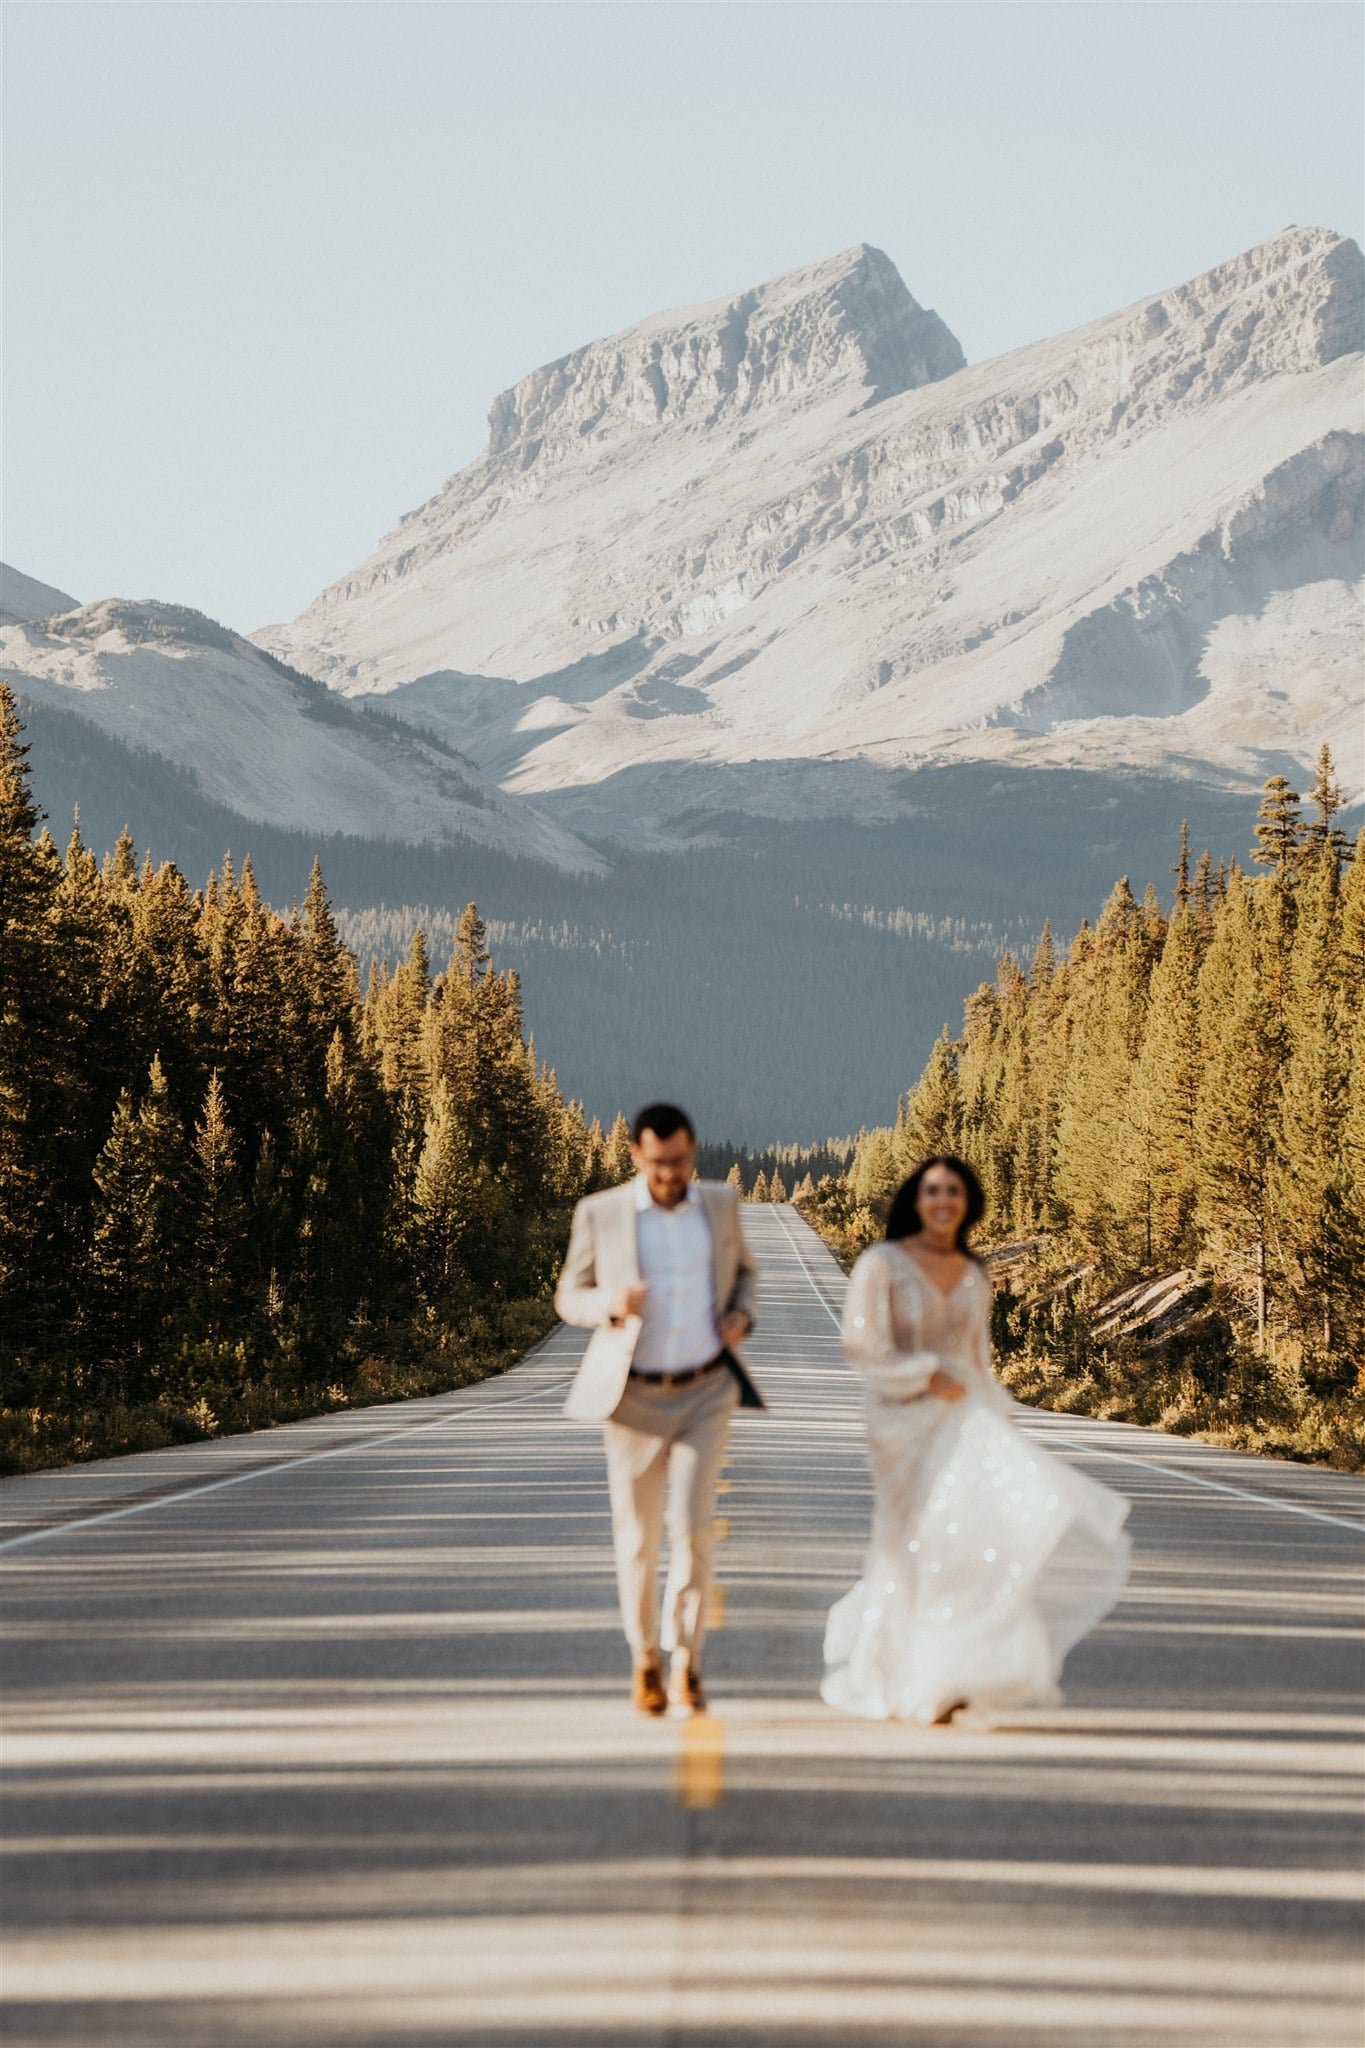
[631,1177,719,1374]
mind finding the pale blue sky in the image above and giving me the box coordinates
[5,2,1362,632]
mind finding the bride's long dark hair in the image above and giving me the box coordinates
[885,1156,986,1256]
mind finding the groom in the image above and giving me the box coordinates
[555,1103,763,1715]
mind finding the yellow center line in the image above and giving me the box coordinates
[677,1712,726,1808]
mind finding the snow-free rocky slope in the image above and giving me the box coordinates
[0,563,80,627]
[0,597,604,871]
[260,231,1365,841]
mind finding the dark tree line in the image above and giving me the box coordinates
[0,685,618,1468]
[24,689,1261,1144]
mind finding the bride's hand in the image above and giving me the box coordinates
[928,1368,967,1403]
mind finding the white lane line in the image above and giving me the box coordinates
[770,1208,1365,1537]
[772,1208,842,1324]
[0,1378,571,1555]
[1029,1436,1365,1536]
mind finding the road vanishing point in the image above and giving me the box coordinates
[2,1207,1363,2048]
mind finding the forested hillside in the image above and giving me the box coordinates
[19,690,1260,1141]
[0,685,624,1473]
[800,752,1365,1465]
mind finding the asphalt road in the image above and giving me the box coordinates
[2,1206,1363,2048]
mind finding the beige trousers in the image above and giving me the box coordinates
[602,1365,740,1659]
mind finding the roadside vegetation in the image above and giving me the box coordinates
[796,755,1365,1470]
[0,685,632,1475]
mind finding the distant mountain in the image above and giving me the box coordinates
[0,595,604,872]
[259,229,1364,843]
[0,562,79,626]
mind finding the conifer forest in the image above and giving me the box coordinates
[799,751,1365,1467]
[2,676,1362,1472]
[0,684,635,1473]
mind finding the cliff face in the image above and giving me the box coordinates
[482,243,964,467]
[260,227,1364,837]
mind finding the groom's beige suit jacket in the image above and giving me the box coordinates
[554,1179,763,1422]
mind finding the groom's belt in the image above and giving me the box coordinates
[628,1353,727,1391]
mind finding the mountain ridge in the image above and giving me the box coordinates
[258,225,1363,840]
[0,593,606,872]
[0,562,80,627]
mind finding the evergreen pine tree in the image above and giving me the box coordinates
[1194,879,1280,1346]
[1192,848,1215,929]
[1054,878,1153,1267]
[374,927,430,1102]
[0,681,53,1016]
[1335,834,1365,1362]
[1171,819,1192,911]
[102,825,139,897]
[88,1057,186,1392]
[603,1112,633,1183]
[0,714,108,1360]
[897,1026,964,1169]
[297,857,356,1047]
[1251,775,1303,875]
[452,902,490,982]
[410,1078,492,1302]
[851,1124,900,1210]
[188,1070,247,1341]
[583,1115,607,1191]
[1030,920,1057,994]
[291,1030,380,1347]
[1127,899,1204,1264]
[1303,744,1350,867]
[1275,838,1353,1369]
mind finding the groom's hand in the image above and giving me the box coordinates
[929,1368,967,1403]
[717,1309,751,1348]
[610,1284,650,1323]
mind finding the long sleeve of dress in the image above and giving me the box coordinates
[841,1249,940,1400]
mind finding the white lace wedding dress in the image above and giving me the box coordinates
[822,1241,1131,1723]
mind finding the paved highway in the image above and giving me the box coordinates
[3,1207,1363,2047]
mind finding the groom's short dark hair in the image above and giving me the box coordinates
[631,1102,695,1144]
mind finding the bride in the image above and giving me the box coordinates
[822,1156,1131,1725]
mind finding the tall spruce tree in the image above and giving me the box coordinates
[1054,878,1153,1267]
[297,857,356,1050]
[1127,898,1204,1264]
[1251,775,1303,875]
[603,1112,633,1184]
[1276,837,1354,1370]
[1193,877,1280,1345]
[897,1026,963,1171]
[88,1058,186,1393]
[188,1070,247,1343]
[1303,744,1350,867]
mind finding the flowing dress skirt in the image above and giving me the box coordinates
[822,1394,1130,1723]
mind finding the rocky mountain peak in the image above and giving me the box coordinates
[478,242,965,472]
[1130,225,1363,373]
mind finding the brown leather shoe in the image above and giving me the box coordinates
[631,1655,668,1716]
[670,1653,707,1714]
